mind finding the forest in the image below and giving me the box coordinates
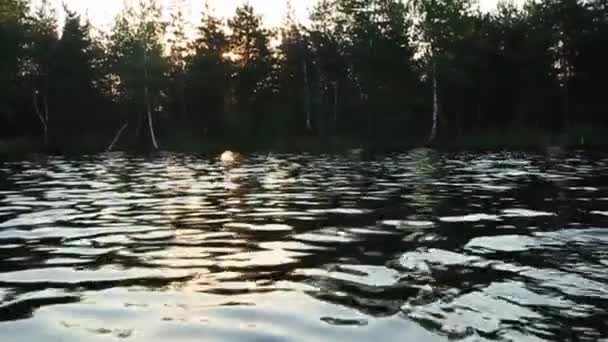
[0,0,607,152]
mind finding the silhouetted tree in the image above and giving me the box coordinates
[227,4,274,136]
[107,0,168,149]
[0,0,29,137]
[167,0,189,129]
[1,0,607,150]
[51,6,106,146]
[185,2,231,138]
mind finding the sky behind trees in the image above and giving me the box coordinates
[46,0,313,30]
[45,0,518,30]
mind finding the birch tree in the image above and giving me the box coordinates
[27,0,58,146]
[107,0,168,150]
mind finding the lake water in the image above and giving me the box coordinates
[0,149,607,342]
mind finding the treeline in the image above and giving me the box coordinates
[0,0,607,151]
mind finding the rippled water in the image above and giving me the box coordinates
[1,149,607,341]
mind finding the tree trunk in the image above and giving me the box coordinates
[143,49,159,150]
[43,93,50,145]
[146,87,158,150]
[563,68,571,131]
[429,62,439,142]
[303,59,312,132]
[32,90,48,146]
[43,93,49,130]
[107,122,129,152]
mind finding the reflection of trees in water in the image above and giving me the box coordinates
[403,148,441,219]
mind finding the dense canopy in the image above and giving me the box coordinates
[0,0,606,151]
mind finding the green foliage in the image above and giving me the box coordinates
[228,4,274,121]
[1,0,607,151]
[106,0,169,146]
[276,3,313,135]
[167,0,189,127]
[185,3,231,136]
[51,7,104,142]
[0,0,29,133]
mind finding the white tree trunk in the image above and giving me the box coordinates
[145,85,158,150]
[32,90,48,146]
[429,62,439,142]
[143,49,159,150]
[107,122,128,152]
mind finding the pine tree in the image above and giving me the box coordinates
[0,0,29,135]
[278,1,314,134]
[309,0,347,135]
[51,6,103,145]
[167,0,189,126]
[185,1,231,136]
[227,4,273,119]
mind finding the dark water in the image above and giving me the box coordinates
[1,149,607,342]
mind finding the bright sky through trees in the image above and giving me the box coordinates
[46,0,313,30]
[44,0,514,31]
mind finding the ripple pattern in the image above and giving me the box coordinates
[0,150,607,341]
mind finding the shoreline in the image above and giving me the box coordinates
[1,130,606,156]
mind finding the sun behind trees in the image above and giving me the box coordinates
[0,0,607,152]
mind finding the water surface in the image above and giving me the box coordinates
[1,149,607,341]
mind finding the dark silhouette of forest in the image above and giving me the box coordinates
[1,0,607,152]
